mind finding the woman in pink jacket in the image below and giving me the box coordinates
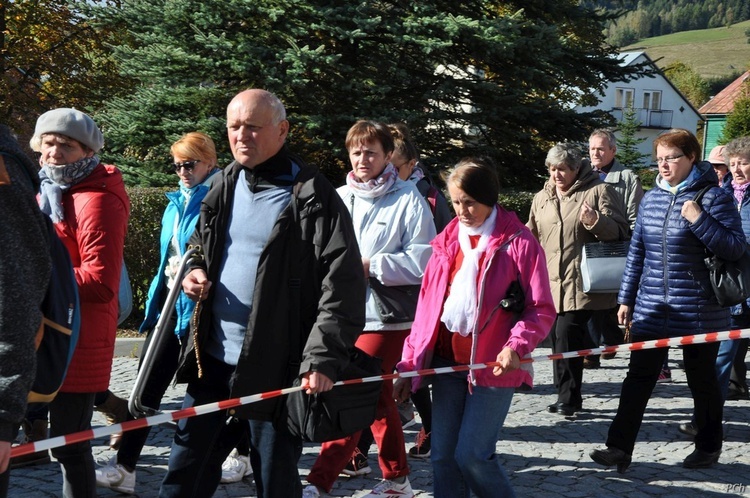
[394,158,555,498]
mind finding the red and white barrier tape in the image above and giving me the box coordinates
[11,327,750,458]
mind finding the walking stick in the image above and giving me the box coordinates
[128,245,202,418]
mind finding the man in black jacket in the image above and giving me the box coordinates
[0,126,51,497]
[159,89,366,498]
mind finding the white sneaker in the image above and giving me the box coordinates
[363,477,414,497]
[220,449,253,483]
[302,484,323,497]
[398,401,416,430]
[95,458,136,494]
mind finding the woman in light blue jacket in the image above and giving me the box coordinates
[305,120,435,498]
[95,132,223,494]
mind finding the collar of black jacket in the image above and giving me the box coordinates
[240,146,299,191]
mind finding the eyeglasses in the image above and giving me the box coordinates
[656,154,685,164]
[170,160,200,173]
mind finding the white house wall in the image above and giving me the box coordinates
[576,52,702,166]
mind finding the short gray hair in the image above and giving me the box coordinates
[724,137,750,161]
[546,143,582,171]
[589,129,617,149]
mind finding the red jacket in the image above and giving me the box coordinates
[54,163,130,393]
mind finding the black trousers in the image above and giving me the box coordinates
[585,307,624,360]
[606,341,723,455]
[551,310,592,407]
[117,311,181,469]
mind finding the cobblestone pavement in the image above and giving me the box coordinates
[9,345,750,497]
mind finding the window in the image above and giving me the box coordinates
[615,88,634,108]
[643,91,662,110]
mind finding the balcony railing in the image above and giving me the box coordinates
[611,108,673,129]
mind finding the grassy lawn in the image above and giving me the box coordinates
[624,20,750,80]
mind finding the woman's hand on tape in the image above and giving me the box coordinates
[301,371,333,395]
[393,377,411,403]
[183,269,212,301]
[493,347,520,377]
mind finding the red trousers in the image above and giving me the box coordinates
[307,329,410,492]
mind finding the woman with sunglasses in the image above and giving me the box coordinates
[95,132,225,495]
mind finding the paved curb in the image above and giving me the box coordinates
[114,337,146,358]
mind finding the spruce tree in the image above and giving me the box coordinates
[84,0,646,187]
[616,106,650,169]
[719,85,750,143]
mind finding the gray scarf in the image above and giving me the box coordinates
[38,156,100,223]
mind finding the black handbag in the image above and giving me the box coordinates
[369,277,420,323]
[694,186,750,307]
[283,182,383,442]
[286,347,383,442]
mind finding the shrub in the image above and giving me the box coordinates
[122,186,171,328]
[635,168,658,191]
[498,190,535,224]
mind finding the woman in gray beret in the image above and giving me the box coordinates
[30,108,130,498]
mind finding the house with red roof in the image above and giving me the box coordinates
[699,70,750,159]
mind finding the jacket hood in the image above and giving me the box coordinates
[72,162,129,211]
[654,160,718,193]
[543,161,601,197]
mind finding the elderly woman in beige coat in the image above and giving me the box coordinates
[528,143,629,416]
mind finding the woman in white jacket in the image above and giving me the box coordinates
[304,120,435,498]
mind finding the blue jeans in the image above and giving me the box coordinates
[719,313,750,400]
[689,313,749,424]
[716,339,741,401]
[159,354,302,498]
[431,358,516,498]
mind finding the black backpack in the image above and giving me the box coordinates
[28,216,81,403]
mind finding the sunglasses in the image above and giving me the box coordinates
[170,160,200,173]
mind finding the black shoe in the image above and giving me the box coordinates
[590,447,632,474]
[583,357,601,369]
[678,422,698,437]
[547,402,581,416]
[683,449,721,469]
[726,389,750,401]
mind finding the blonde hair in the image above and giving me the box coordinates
[170,132,218,167]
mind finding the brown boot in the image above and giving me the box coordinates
[11,418,51,468]
[94,392,129,450]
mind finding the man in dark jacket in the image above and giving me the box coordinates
[159,89,366,498]
[0,125,51,497]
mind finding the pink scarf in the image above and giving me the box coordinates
[346,163,398,199]
[732,181,750,206]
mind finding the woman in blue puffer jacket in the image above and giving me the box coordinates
[590,129,746,473]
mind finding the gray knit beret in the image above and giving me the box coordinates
[34,108,104,152]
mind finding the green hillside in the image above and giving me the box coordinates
[624,19,750,79]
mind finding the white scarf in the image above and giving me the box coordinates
[346,163,398,199]
[441,206,498,336]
